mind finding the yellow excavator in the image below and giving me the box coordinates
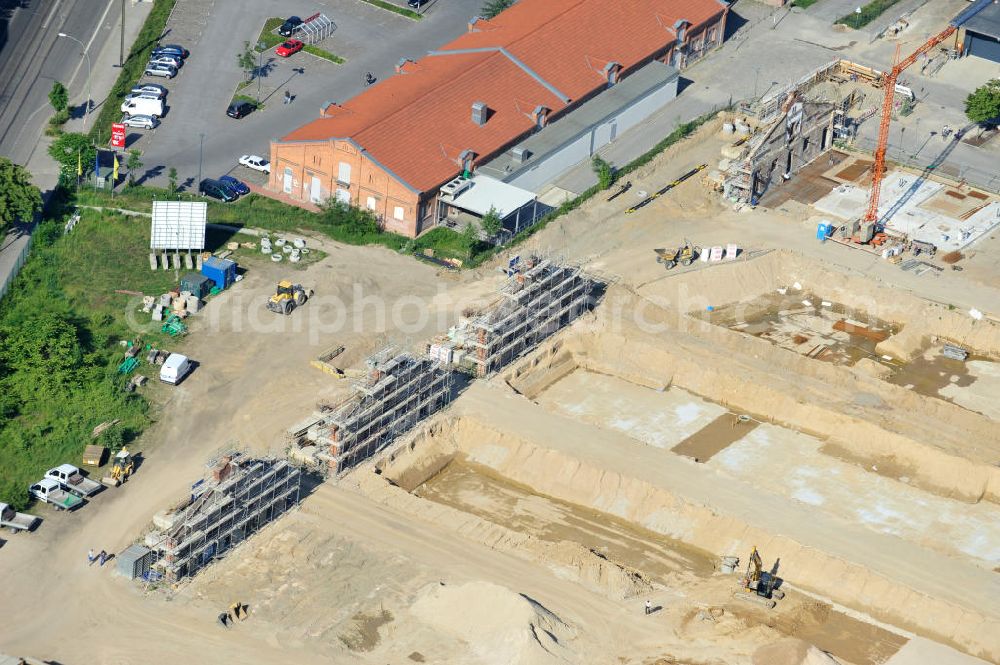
[110,448,135,483]
[266,280,311,315]
[735,546,785,608]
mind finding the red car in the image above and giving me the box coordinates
[275,39,304,57]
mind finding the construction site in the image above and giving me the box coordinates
[2,1,1000,665]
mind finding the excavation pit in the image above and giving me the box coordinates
[704,291,900,367]
[531,368,1000,567]
[887,343,1000,420]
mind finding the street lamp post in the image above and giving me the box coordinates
[256,41,266,106]
[57,32,92,131]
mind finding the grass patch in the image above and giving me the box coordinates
[358,0,423,20]
[836,0,903,29]
[255,17,285,50]
[791,0,819,8]
[0,203,185,509]
[88,0,177,145]
[304,44,345,64]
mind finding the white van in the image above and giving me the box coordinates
[121,97,164,118]
[160,353,191,384]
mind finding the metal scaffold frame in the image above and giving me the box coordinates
[310,347,453,475]
[470,258,596,377]
[147,451,301,583]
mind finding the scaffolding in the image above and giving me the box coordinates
[308,347,453,474]
[470,258,596,377]
[144,451,301,584]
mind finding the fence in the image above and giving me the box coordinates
[0,230,33,303]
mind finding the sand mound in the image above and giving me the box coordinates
[753,638,840,665]
[410,581,576,664]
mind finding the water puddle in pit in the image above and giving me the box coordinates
[705,292,900,366]
[415,460,715,579]
[671,413,759,462]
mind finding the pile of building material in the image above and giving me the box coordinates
[299,347,453,474]
[136,451,301,583]
[469,258,597,377]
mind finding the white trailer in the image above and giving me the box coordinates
[0,502,39,533]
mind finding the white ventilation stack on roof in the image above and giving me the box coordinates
[472,101,488,126]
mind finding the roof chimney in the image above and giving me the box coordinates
[472,101,489,126]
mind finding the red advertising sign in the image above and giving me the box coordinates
[111,123,126,148]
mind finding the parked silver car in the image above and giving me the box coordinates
[148,54,182,69]
[121,114,160,130]
[144,63,177,78]
[130,84,167,99]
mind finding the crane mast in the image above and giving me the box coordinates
[863,26,957,224]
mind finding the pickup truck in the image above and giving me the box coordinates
[0,502,39,533]
[29,479,84,510]
[45,464,102,498]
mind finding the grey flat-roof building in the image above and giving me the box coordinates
[478,61,680,193]
[955,0,1000,63]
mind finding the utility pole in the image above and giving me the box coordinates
[119,0,125,68]
[197,133,205,190]
[256,42,265,106]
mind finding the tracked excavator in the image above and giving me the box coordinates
[735,546,785,609]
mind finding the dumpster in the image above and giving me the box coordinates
[201,257,237,291]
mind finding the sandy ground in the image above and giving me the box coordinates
[3,96,1000,665]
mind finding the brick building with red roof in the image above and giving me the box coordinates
[268,0,728,237]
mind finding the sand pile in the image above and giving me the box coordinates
[410,581,576,664]
[753,638,840,665]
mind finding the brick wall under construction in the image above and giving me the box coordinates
[470,259,596,377]
[146,452,301,583]
[308,349,453,475]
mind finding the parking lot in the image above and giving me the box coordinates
[129,0,483,193]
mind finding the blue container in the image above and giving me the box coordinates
[201,256,237,290]
[816,222,832,240]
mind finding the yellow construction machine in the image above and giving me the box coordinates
[654,241,700,270]
[735,546,784,609]
[110,448,135,483]
[266,280,311,315]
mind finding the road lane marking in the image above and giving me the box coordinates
[42,0,65,29]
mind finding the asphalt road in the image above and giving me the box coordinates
[134,0,484,189]
[0,0,118,167]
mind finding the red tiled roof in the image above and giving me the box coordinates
[280,0,725,192]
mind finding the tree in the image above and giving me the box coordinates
[237,41,257,83]
[125,149,143,186]
[318,198,379,236]
[480,206,503,239]
[0,158,43,235]
[167,167,178,193]
[461,221,478,257]
[47,132,96,184]
[965,78,1000,126]
[591,154,614,189]
[48,81,68,112]
[480,0,513,19]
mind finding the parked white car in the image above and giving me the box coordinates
[144,63,177,78]
[121,114,159,129]
[239,155,271,173]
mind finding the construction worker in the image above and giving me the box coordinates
[88,548,97,564]
[645,599,652,615]
[98,550,108,566]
